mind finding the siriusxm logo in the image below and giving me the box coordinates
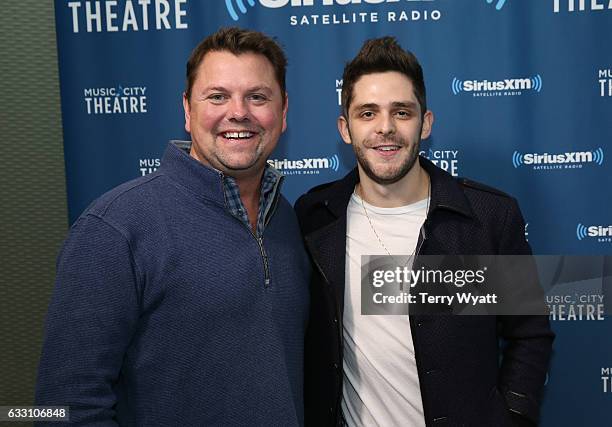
[227,0,417,21]
[226,0,504,21]
[485,0,507,10]
[576,224,612,241]
[512,148,604,169]
[268,155,339,175]
[452,75,542,97]
[225,0,256,21]
[227,0,445,25]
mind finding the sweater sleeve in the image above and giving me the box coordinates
[35,214,141,426]
[496,198,554,426]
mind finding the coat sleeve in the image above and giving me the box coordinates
[35,214,141,426]
[496,198,554,426]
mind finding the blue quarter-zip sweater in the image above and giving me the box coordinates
[36,142,310,426]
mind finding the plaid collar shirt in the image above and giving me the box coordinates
[222,165,283,237]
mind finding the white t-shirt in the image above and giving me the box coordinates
[342,192,428,427]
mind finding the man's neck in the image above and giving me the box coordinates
[188,147,264,231]
[234,171,263,232]
[357,160,430,208]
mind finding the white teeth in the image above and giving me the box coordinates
[378,146,398,151]
[223,131,253,139]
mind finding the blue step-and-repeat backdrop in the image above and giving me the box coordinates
[54,0,611,424]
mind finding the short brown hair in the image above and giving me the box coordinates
[341,37,427,118]
[185,27,287,101]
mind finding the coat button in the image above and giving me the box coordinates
[333,317,338,323]
[333,363,339,369]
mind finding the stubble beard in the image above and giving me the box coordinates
[212,125,266,173]
[352,133,421,185]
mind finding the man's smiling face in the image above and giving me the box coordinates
[338,71,432,185]
[183,50,287,177]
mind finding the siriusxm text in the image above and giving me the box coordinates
[268,158,330,169]
[463,79,532,92]
[260,0,423,7]
[586,225,612,237]
[522,152,596,164]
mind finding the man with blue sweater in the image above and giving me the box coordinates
[36,27,310,426]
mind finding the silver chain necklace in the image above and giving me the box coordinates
[357,181,430,258]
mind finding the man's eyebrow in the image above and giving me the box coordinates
[353,103,380,111]
[198,85,274,94]
[197,86,228,94]
[202,86,227,92]
[246,85,274,93]
[353,101,419,110]
[391,101,418,109]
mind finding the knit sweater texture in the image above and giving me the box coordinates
[36,142,311,426]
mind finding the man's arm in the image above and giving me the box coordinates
[497,198,554,426]
[35,214,141,426]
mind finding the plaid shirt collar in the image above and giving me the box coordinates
[223,165,283,237]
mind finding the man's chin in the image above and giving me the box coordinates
[359,162,415,185]
[217,156,265,175]
[365,171,407,185]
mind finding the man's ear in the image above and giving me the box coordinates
[421,110,434,140]
[281,92,288,133]
[182,92,191,133]
[338,115,352,145]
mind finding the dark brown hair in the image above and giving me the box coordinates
[341,36,427,118]
[185,27,287,102]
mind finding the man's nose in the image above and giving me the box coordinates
[376,112,395,136]
[228,97,249,121]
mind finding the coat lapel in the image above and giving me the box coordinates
[305,215,348,312]
[303,169,358,313]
